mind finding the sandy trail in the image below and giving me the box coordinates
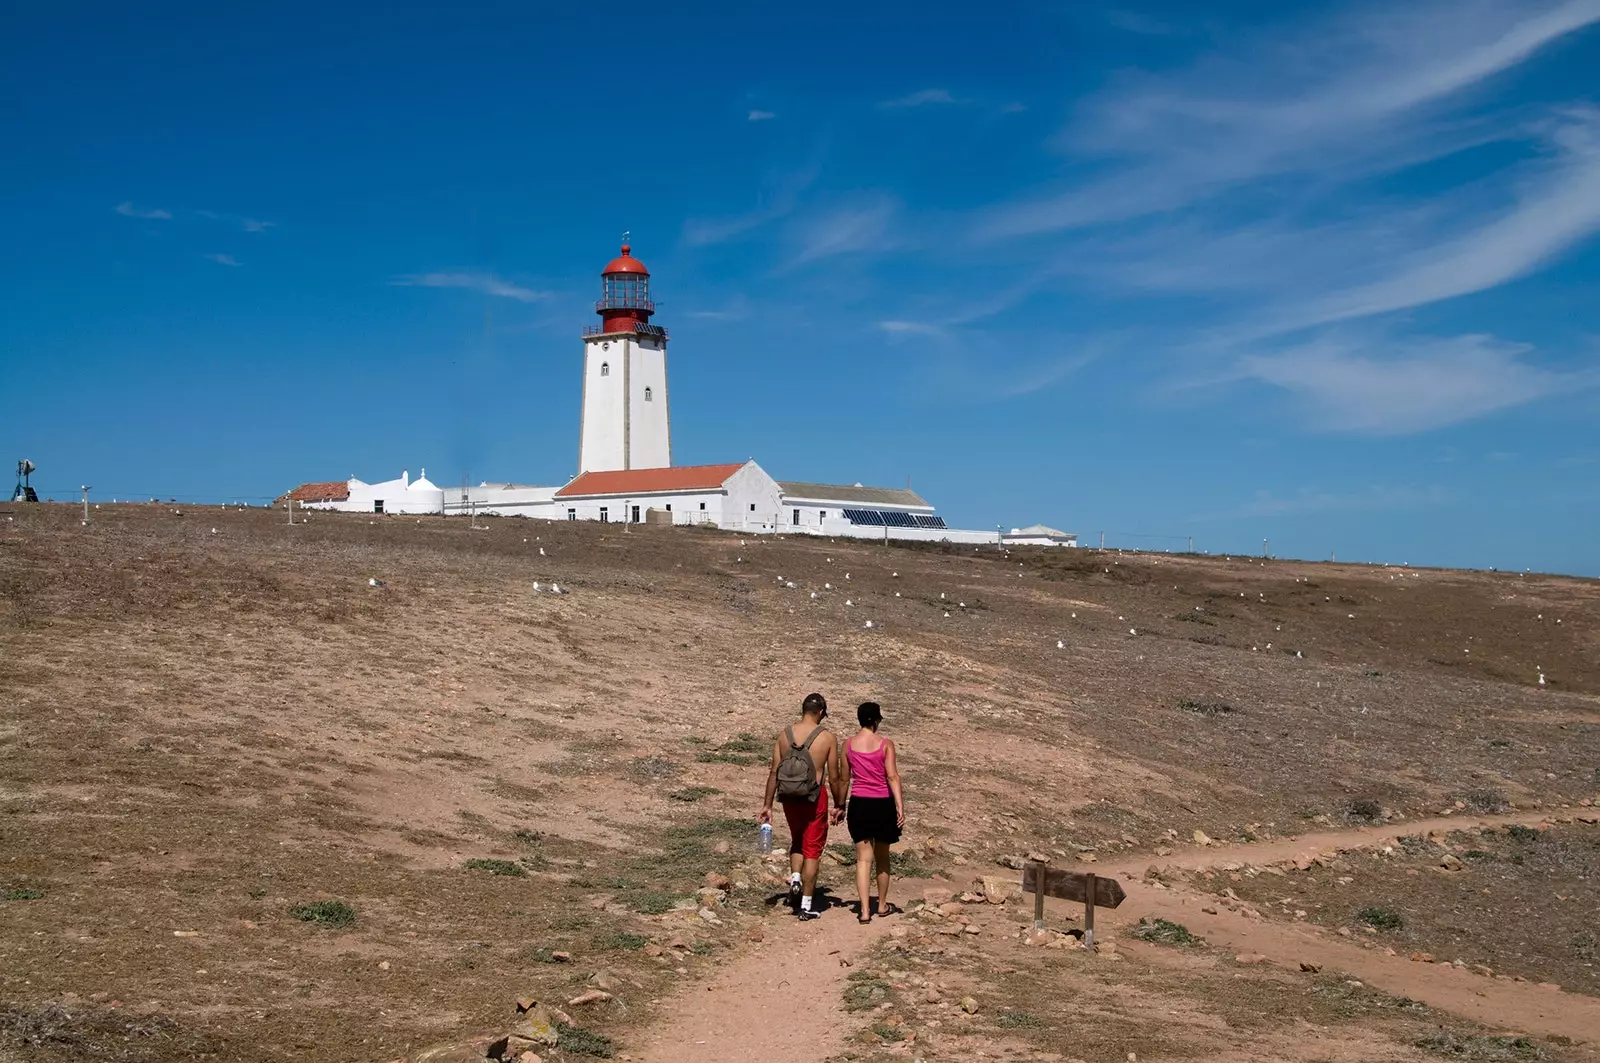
[1087,812,1600,1046]
[628,812,1597,1061]
[629,904,892,1063]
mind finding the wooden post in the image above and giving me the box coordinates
[1083,872,1097,948]
[1032,859,1046,930]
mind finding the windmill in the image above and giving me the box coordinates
[12,459,38,503]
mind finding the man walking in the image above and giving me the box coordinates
[759,692,845,920]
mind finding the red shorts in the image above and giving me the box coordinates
[781,788,829,859]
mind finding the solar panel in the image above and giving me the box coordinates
[883,510,917,527]
[843,508,884,526]
[914,515,947,529]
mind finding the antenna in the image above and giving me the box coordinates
[13,459,38,503]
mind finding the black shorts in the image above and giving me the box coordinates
[846,795,901,845]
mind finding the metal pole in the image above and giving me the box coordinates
[1032,860,1046,930]
[1083,872,1097,949]
[81,485,91,524]
[1263,538,1269,559]
[1099,530,1105,550]
[1188,535,1193,553]
[287,497,294,525]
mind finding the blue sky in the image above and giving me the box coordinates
[3,1,1599,575]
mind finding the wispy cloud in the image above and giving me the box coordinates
[203,253,241,267]
[389,272,551,302]
[681,153,822,246]
[1196,484,1454,521]
[748,109,776,122]
[975,1,1600,238]
[879,88,957,110]
[686,295,751,321]
[1106,9,1182,37]
[1300,110,1600,326]
[197,209,277,233]
[1231,332,1594,434]
[115,202,171,220]
[788,198,897,266]
[878,320,948,337]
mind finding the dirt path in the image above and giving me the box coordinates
[628,907,892,1063]
[1123,885,1600,1046]
[624,813,1599,1061]
[1088,812,1600,1046]
[1095,812,1556,879]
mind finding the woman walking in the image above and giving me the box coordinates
[841,701,905,923]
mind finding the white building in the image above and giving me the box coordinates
[285,241,1008,545]
[1002,524,1078,547]
[578,244,671,473]
[292,469,444,515]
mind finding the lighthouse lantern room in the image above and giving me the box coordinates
[578,242,672,474]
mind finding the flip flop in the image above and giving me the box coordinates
[857,914,872,924]
[879,903,902,917]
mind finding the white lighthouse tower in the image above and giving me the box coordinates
[577,241,671,473]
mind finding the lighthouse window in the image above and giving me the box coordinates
[644,386,652,401]
[600,362,610,377]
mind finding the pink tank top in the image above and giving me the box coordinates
[847,742,891,798]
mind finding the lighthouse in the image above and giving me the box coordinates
[578,241,671,473]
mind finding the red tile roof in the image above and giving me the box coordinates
[556,463,746,498]
[287,480,350,502]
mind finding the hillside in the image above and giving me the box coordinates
[2,504,1597,1063]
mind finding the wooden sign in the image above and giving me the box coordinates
[1022,865,1126,907]
[1023,862,1126,948]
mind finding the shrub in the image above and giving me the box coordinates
[1178,698,1235,716]
[1357,906,1403,931]
[996,1010,1044,1029]
[598,931,649,951]
[668,786,721,803]
[625,890,684,914]
[1505,824,1540,843]
[1342,798,1383,823]
[465,858,526,877]
[1,887,43,901]
[1572,932,1599,962]
[843,972,891,1011]
[1415,1032,1544,1060]
[289,900,355,928]
[1130,917,1200,946]
[1460,790,1509,814]
[556,1023,615,1058]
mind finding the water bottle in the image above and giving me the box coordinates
[758,822,773,853]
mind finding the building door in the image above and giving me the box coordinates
[374,500,384,514]
[793,508,801,525]
[599,507,608,523]
[631,505,641,523]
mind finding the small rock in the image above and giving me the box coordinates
[516,1053,542,1063]
[960,997,980,1014]
[704,871,732,890]
[1439,854,1464,872]
[1193,830,1213,846]
[1299,962,1322,973]
[923,987,942,1003]
[1235,953,1269,965]
[712,840,731,854]
[550,951,571,963]
[567,989,612,1006]
[995,854,1026,870]
[978,876,1018,904]
[698,908,722,925]
[922,887,955,906]
[1410,951,1434,963]
[696,887,728,908]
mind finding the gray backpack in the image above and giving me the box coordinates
[775,725,824,803]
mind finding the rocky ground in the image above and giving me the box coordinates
[1,502,1596,1063]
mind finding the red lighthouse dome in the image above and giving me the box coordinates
[594,242,656,335]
